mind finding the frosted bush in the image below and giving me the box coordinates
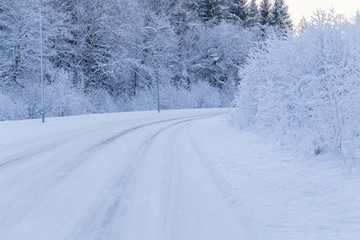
[125,80,221,111]
[190,81,221,108]
[0,92,25,121]
[86,88,118,114]
[233,10,360,169]
[46,71,93,117]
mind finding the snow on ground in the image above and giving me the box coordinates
[189,116,360,240]
[0,108,359,240]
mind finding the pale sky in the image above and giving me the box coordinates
[259,0,360,25]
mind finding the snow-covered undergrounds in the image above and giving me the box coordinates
[0,108,359,240]
[191,116,360,240]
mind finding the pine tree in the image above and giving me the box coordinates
[247,0,259,27]
[196,0,222,24]
[259,0,271,26]
[225,0,248,25]
[269,0,293,34]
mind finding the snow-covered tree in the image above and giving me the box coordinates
[0,0,265,119]
[0,0,40,89]
[188,22,255,105]
[269,0,293,35]
[195,0,222,24]
[247,0,259,28]
[224,0,248,26]
[259,0,271,26]
[0,0,47,118]
[233,10,360,169]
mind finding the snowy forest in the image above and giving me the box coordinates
[2,0,360,164]
[0,0,292,120]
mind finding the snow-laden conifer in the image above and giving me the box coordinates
[269,0,293,34]
[225,0,249,25]
[247,0,259,28]
[259,0,271,26]
[196,0,222,24]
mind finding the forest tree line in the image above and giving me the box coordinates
[0,0,292,120]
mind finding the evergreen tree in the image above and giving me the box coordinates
[247,0,259,28]
[269,0,293,34]
[225,0,248,25]
[196,0,222,24]
[259,0,271,26]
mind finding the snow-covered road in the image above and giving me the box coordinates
[1,109,359,240]
[0,109,247,240]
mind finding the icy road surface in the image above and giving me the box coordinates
[0,109,248,240]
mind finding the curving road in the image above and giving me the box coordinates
[0,110,247,240]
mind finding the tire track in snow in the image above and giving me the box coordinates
[0,113,224,238]
[0,113,221,170]
[51,113,223,184]
[82,113,223,154]
[0,120,126,169]
[77,115,222,240]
